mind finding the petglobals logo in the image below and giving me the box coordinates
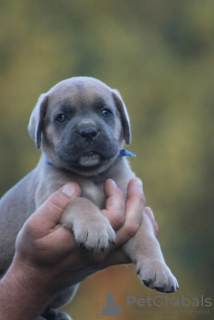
[94,292,123,318]
[93,292,212,318]
[127,294,212,308]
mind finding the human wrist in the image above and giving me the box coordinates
[0,259,53,320]
[7,256,54,304]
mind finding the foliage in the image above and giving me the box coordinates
[0,1,213,319]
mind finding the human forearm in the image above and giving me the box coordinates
[0,259,51,320]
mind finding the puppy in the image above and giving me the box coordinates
[0,77,178,320]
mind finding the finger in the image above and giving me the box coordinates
[96,248,131,268]
[25,182,81,235]
[102,179,125,230]
[98,178,144,266]
[116,178,145,245]
[144,207,159,237]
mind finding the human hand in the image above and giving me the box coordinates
[99,179,158,266]
[12,178,157,297]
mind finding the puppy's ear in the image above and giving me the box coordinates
[112,89,131,145]
[28,94,49,149]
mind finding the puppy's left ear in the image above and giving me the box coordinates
[112,89,131,145]
[28,94,49,149]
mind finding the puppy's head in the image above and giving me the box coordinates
[28,77,131,175]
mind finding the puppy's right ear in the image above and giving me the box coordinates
[28,94,49,149]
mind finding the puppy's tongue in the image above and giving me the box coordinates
[79,152,101,167]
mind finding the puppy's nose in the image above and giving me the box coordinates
[79,126,99,142]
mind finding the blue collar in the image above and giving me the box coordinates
[120,149,136,158]
[45,156,53,165]
[45,149,136,165]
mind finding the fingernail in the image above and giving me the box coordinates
[145,207,155,220]
[61,183,76,197]
[135,178,143,189]
[109,179,117,187]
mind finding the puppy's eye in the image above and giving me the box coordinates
[55,113,66,123]
[101,109,112,118]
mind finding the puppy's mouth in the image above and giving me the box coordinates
[56,141,119,172]
[78,151,103,167]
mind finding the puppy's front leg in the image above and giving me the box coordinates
[123,211,179,293]
[61,198,116,251]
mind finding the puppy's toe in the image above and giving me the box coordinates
[74,227,88,247]
[85,220,116,251]
[74,216,116,252]
[136,259,179,293]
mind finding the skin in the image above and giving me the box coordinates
[0,178,158,320]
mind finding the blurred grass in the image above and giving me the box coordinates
[0,1,213,319]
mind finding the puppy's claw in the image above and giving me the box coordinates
[142,279,152,287]
[165,284,179,293]
[137,259,178,293]
[73,214,116,252]
[155,285,166,293]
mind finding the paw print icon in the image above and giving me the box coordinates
[170,296,180,307]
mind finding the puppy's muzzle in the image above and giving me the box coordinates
[79,126,99,142]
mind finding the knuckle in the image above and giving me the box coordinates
[113,213,125,229]
[23,219,35,234]
[115,187,124,200]
[124,221,140,239]
[135,191,145,207]
[47,193,69,211]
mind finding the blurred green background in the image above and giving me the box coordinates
[0,1,213,319]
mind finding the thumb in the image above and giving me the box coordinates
[25,182,81,234]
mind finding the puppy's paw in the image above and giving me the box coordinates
[73,215,116,252]
[136,259,179,293]
[42,308,72,320]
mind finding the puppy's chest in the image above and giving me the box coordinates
[80,180,105,209]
